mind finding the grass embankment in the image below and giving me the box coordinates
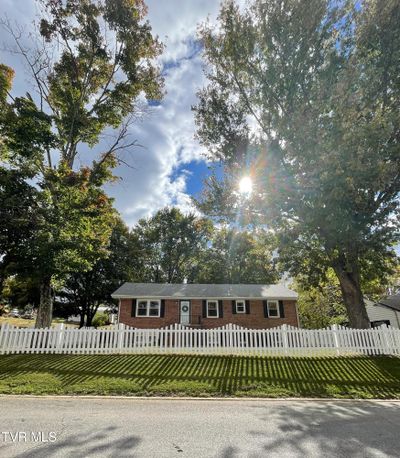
[0,354,398,398]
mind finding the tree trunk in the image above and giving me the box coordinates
[79,310,85,328]
[35,277,53,328]
[86,304,99,327]
[86,310,94,327]
[333,262,370,329]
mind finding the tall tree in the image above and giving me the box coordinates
[194,0,400,328]
[196,227,278,284]
[132,207,213,283]
[59,218,135,327]
[0,0,163,326]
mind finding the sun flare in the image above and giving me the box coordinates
[239,176,253,195]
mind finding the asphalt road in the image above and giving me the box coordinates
[0,397,399,457]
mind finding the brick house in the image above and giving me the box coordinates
[112,283,299,329]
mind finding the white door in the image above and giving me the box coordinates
[180,301,190,325]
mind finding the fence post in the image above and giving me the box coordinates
[281,324,289,355]
[117,323,125,353]
[0,323,8,354]
[382,324,393,355]
[56,323,65,353]
[331,324,340,356]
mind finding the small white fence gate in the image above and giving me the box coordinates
[0,323,399,357]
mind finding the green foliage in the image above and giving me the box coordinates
[1,276,40,310]
[1,162,117,280]
[294,272,348,329]
[132,207,213,283]
[0,64,14,161]
[60,218,134,326]
[197,226,278,284]
[0,64,13,101]
[193,0,400,327]
[2,96,57,172]
[38,165,117,277]
[92,312,110,328]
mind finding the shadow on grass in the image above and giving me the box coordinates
[0,353,399,398]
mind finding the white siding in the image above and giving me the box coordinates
[366,304,400,329]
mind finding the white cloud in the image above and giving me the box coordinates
[106,46,207,226]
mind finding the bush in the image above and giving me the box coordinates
[92,312,110,328]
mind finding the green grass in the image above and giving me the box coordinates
[0,354,399,398]
[0,317,78,328]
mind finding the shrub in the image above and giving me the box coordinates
[92,312,110,328]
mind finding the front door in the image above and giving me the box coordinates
[180,300,190,325]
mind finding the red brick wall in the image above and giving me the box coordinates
[119,298,298,329]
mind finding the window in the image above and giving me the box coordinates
[371,320,390,328]
[207,300,219,318]
[136,299,161,317]
[137,300,148,316]
[236,300,246,314]
[267,300,280,318]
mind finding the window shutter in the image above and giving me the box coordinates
[160,300,165,318]
[245,300,250,314]
[131,299,137,317]
[232,300,236,314]
[263,300,269,318]
[202,300,207,318]
[218,300,223,318]
[279,300,285,318]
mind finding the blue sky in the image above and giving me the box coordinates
[0,0,238,227]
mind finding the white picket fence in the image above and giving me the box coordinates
[0,323,399,357]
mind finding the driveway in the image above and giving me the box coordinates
[0,397,398,457]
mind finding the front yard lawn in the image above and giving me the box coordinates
[0,317,78,328]
[0,354,398,398]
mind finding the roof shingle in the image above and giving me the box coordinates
[377,295,400,312]
[111,283,297,299]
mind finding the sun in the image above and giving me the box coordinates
[238,176,253,195]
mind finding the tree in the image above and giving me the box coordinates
[193,0,400,328]
[196,227,278,284]
[0,0,163,326]
[132,207,213,283]
[0,150,117,327]
[1,276,41,311]
[294,269,349,329]
[294,257,400,329]
[59,219,135,327]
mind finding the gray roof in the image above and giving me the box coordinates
[376,295,400,312]
[111,283,297,300]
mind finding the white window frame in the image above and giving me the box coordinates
[136,299,161,318]
[206,300,219,318]
[267,300,280,318]
[236,300,246,314]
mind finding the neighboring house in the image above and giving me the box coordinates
[111,283,299,329]
[365,295,400,329]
